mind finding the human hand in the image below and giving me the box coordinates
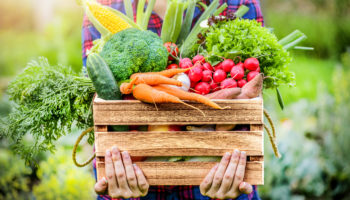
[94,146,149,198]
[200,150,253,199]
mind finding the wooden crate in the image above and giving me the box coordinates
[93,97,264,185]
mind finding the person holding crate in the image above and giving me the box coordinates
[82,0,263,199]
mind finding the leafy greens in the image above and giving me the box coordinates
[0,57,95,163]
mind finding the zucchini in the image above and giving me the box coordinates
[87,53,128,132]
[87,53,121,100]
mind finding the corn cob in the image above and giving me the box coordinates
[87,2,131,34]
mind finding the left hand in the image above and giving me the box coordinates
[200,150,253,199]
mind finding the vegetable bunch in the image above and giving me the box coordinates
[0,58,95,162]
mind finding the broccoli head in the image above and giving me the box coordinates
[100,28,168,82]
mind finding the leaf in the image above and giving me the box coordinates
[276,88,285,110]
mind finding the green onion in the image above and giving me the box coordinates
[177,0,196,45]
[137,0,146,27]
[234,5,249,18]
[124,0,134,20]
[213,3,227,16]
[142,0,156,29]
[161,0,186,43]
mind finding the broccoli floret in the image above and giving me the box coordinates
[100,28,168,82]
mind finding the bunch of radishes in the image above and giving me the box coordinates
[171,55,260,95]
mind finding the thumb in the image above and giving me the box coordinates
[239,182,253,194]
[94,177,108,195]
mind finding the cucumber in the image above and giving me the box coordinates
[87,53,121,100]
[87,53,128,131]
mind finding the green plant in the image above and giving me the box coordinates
[33,147,95,200]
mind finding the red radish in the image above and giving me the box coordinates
[202,70,212,82]
[188,67,203,83]
[244,58,259,71]
[192,55,205,64]
[214,63,223,71]
[237,79,247,88]
[221,78,237,89]
[221,59,235,72]
[202,63,213,71]
[167,63,178,70]
[179,58,193,73]
[195,82,210,95]
[235,62,244,70]
[255,66,261,72]
[213,69,226,83]
[230,66,245,80]
[209,81,220,92]
[190,81,197,89]
[247,71,259,82]
[194,63,204,70]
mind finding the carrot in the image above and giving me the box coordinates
[120,77,138,94]
[153,84,224,109]
[130,67,192,79]
[133,84,205,116]
[237,73,263,99]
[205,88,242,99]
[131,74,183,86]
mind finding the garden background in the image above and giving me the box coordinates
[0,0,349,199]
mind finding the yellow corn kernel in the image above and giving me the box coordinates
[87,3,131,34]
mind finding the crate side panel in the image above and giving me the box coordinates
[95,131,263,157]
[96,161,263,185]
[93,99,263,125]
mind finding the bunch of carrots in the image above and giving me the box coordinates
[120,68,227,116]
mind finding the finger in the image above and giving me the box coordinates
[105,149,119,194]
[95,177,108,195]
[239,182,253,194]
[208,152,231,193]
[133,164,149,195]
[111,146,128,190]
[230,151,247,193]
[218,149,240,194]
[200,163,219,195]
[122,151,138,191]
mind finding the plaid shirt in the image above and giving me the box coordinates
[83,0,263,199]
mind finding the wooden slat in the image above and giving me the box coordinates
[95,131,263,157]
[96,161,264,185]
[93,98,263,125]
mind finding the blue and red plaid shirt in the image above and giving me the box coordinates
[83,0,263,199]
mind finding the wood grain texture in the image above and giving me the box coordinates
[93,98,263,125]
[95,131,263,157]
[96,161,264,185]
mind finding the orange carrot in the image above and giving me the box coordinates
[152,84,224,109]
[120,77,138,94]
[133,84,205,116]
[131,74,182,86]
[130,67,192,79]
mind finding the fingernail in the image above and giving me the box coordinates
[225,152,231,157]
[112,146,118,152]
[241,151,246,156]
[122,151,129,159]
[234,149,240,154]
[102,177,108,184]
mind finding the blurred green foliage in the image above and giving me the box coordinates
[33,147,95,200]
[260,64,350,199]
[0,148,32,199]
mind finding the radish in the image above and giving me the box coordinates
[195,82,210,95]
[179,58,193,69]
[247,71,259,82]
[244,58,259,71]
[202,63,214,71]
[167,63,178,69]
[235,62,244,70]
[237,79,247,88]
[188,66,203,83]
[214,63,223,71]
[202,70,213,82]
[190,81,197,89]
[209,81,220,92]
[230,66,245,80]
[221,59,235,72]
[192,55,205,64]
[213,69,226,83]
[221,78,237,89]
[255,66,261,72]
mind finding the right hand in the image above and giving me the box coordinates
[94,146,149,198]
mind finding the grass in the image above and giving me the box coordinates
[263,55,337,106]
